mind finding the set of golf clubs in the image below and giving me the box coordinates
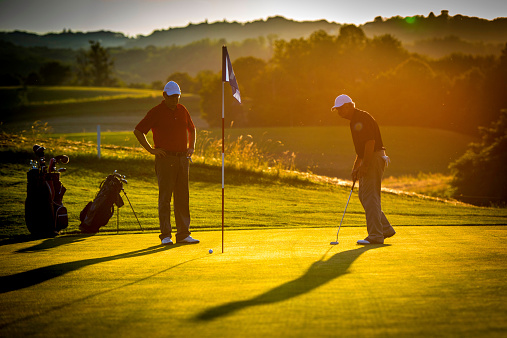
[113,170,128,185]
[112,170,143,232]
[31,144,69,174]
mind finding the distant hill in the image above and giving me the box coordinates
[125,16,340,48]
[1,12,506,52]
[1,12,506,86]
[0,30,129,50]
[362,11,507,44]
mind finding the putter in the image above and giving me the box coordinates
[331,179,356,245]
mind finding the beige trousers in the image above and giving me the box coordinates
[358,151,394,243]
[155,155,191,241]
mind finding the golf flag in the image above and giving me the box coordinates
[221,46,241,253]
[222,46,241,103]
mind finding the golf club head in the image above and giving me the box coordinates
[330,241,339,245]
[54,155,69,164]
[30,160,38,170]
[33,144,45,157]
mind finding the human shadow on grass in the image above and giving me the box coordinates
[195,245,386,321]
[0,244,178,294]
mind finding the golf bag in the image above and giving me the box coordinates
[25,145,69,237]
[79,174,125,233]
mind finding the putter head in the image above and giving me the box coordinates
[330,241,339,245]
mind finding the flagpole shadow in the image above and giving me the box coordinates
[195,245,386,321]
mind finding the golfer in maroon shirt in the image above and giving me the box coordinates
[134,81,199,245]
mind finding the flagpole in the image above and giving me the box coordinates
[221,45,241,254]
[221,82,225,254]
[221,48,226,254]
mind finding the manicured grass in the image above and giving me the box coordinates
[1,86,160,105]
[1,120,506,336]
[1,86,475,176]
[1,131,505,238]
[27,86,160,104]
[1,154,505,239]
[1,227,506,337]
[50,125,475,179]
[0,86,204,133]
[207,126,475,177]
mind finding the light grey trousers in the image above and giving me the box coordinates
[358,151,394,243]
[155,155,191,241]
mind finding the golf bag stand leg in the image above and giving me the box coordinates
[122,189,143,231]
[117,206,120,234]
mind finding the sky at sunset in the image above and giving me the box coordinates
[0,0,505,37]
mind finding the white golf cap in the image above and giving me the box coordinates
[332,94,354,109]
[163,81,181,95]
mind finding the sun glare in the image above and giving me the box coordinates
[405,16,417,24]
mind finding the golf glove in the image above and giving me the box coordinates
[382,155,391,167]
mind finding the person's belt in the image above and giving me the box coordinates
[165,151,187,156]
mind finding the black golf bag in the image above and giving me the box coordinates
[79,174,125,233]
[25,145,69,237]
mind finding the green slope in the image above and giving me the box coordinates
[1,227,506,337]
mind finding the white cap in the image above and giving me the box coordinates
[332,94,354,109]
[163,81,181,95]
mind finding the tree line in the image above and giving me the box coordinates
[198,26,506,136]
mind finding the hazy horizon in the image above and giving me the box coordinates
[0,0,505,37]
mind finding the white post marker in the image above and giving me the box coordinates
[97,124,101,159]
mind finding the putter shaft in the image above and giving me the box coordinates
[333,180,356,243]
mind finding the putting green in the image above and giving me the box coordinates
[1,227,506,337]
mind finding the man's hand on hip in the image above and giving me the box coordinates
[150,148,167,157]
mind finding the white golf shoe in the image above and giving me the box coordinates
[357,238,384,245]
[161,237,173,245]
[177,236,200,244]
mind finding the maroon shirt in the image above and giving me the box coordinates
[350,109,385,158]
[135,101,195,152]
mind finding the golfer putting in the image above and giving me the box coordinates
[331,95,395,244]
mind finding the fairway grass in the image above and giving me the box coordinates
[1,227,506,337]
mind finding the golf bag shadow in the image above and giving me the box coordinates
[25,145,69,237]
[79,174,124,233]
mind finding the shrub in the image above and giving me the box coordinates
[450,110,507,206]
